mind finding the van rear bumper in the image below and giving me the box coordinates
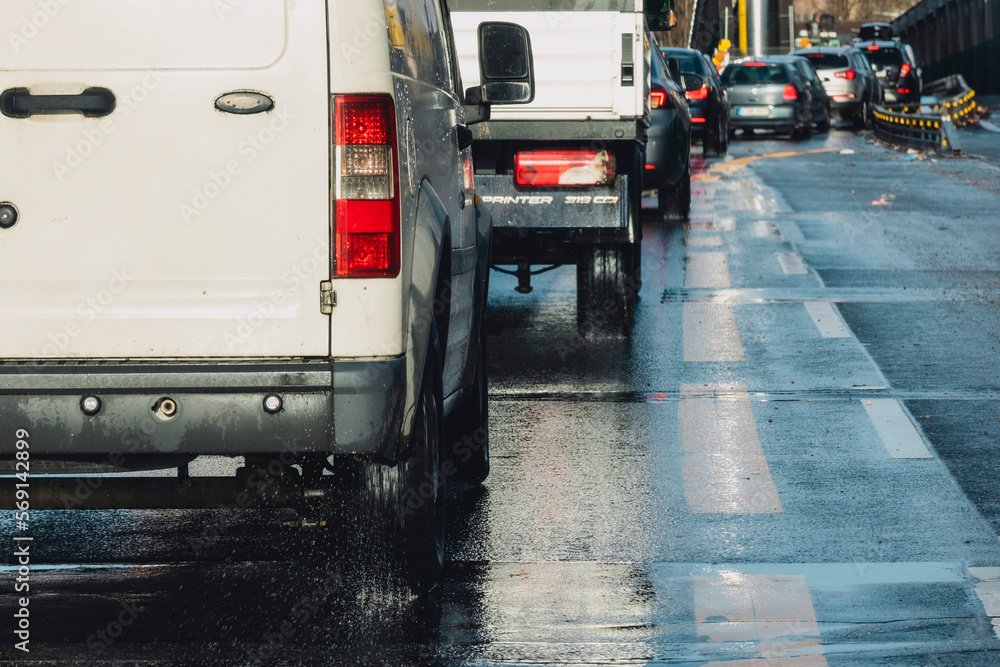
[0,358,404,457]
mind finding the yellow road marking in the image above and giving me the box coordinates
[683,304,745,362]
[686,252,731,288]
[695,572,826,665]
[706,148,840,179]
[679,384,781,513]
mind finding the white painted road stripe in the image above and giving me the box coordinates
[683,303,745,362]
[686,252,731,288]
[680,384,781,513]
[685,236,723,247]
[695,573,827,665]
[776,252,808,275]
[862,399,933,459]
[804,301,852,338]
[970,567,1000,639]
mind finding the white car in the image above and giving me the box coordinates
[0,0,532,591]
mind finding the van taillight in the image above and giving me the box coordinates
[333,95,400,278]
[783,85,798,101]
[515,149,616,187]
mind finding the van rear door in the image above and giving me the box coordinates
[0,0,331,359]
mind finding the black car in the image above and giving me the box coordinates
[855,40,922,105]
[645,45,692,216]
[796,46,882,129]
[772,55,832,134]
[722,58,815,139]
[660,46,730,156]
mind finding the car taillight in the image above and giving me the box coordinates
[899,63,911,78]
[834,70,856,80]
[515,149,616,187]
[691,117,707,123]
[650,90,667,109]
[333,95,400,278]
[783,85,798,101]
[745,62,765,66]
[867,45,879,51]
[897,88,911,94]
[686,85,709,101]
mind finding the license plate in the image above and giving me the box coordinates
[737,107,770,117]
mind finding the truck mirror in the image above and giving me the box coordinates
[477,22,535,105]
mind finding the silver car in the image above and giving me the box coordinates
[797,46,882,128]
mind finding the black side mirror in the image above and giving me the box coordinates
[681,73,704,93]
[476,22,534,105]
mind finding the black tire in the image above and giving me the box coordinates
[817,106,831,133]
[853,101,870,130]
[336,326,445,593]
[444,334,489,486]
[577,244,636,337]
[674,163,691,220]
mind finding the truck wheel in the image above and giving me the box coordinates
[444,334,489,486]
[336,327,445,592]
[577,244,636,337]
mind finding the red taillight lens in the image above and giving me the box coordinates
[867,45,879,51]
[783,85,798,101]
[691,117,707,123]
[650,90,667,109]
[899,63,911,78]
[834,69,856,80]
[745,62,765,66]
[897,88,911,94]
[686,85,709,101]
[334,95,400,277]
[514,149,616,187]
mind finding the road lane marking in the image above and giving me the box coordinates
[777,219,805,244]
[969,568,1000,639]
[683,304,745,362]
[862,399,932,458]
[776,252,808,275]
[680,384,781,513]
[804,302,852,338]
[685,236,723,247]
[695,572,827,665]
[686,252,731,288]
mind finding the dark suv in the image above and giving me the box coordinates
[856,40,922,105]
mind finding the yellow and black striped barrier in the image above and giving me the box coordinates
[871,105,962,157]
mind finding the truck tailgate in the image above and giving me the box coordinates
[0,0,331,359]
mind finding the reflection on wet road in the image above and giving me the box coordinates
[5,128,1000,664]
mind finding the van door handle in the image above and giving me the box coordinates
[1,87,116,119]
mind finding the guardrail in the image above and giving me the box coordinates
[872,74,976,156]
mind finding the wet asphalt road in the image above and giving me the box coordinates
[4,124,1000,665]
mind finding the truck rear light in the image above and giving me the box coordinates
[514,149,616,187]
[650,90,667,108]
[685,85,709,101]
[333,95,400,278]
[783,85,798,101]
[834,70,856,80]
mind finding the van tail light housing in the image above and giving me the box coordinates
[834,69,856,80]
[899,63,911,78]
[650,89,668,109]
[333,95,400,278]
[686,84,709,101]
[782,85,799,101]
[515,149,616,187]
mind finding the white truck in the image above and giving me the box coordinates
[449,0,676,336]
[0,0,533,591]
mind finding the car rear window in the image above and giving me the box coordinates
[861,47,904,67]
[660,50,706,76]
[722,64,790,86]
[801,53,849,69]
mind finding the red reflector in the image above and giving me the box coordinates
[834,70,856,80]
[867,45,879,51]
[335,200,399,276]
[745,62,765,66]
[650,90,667,108]
[899,63,911,78]
[685,85,709,101]
[691,117,707,123]
[515,149,615,187]
[783,85,798,101]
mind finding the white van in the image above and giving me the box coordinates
[0,0,533,590]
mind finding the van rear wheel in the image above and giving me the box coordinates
[577,244,636,337]
[336,327,445,593]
